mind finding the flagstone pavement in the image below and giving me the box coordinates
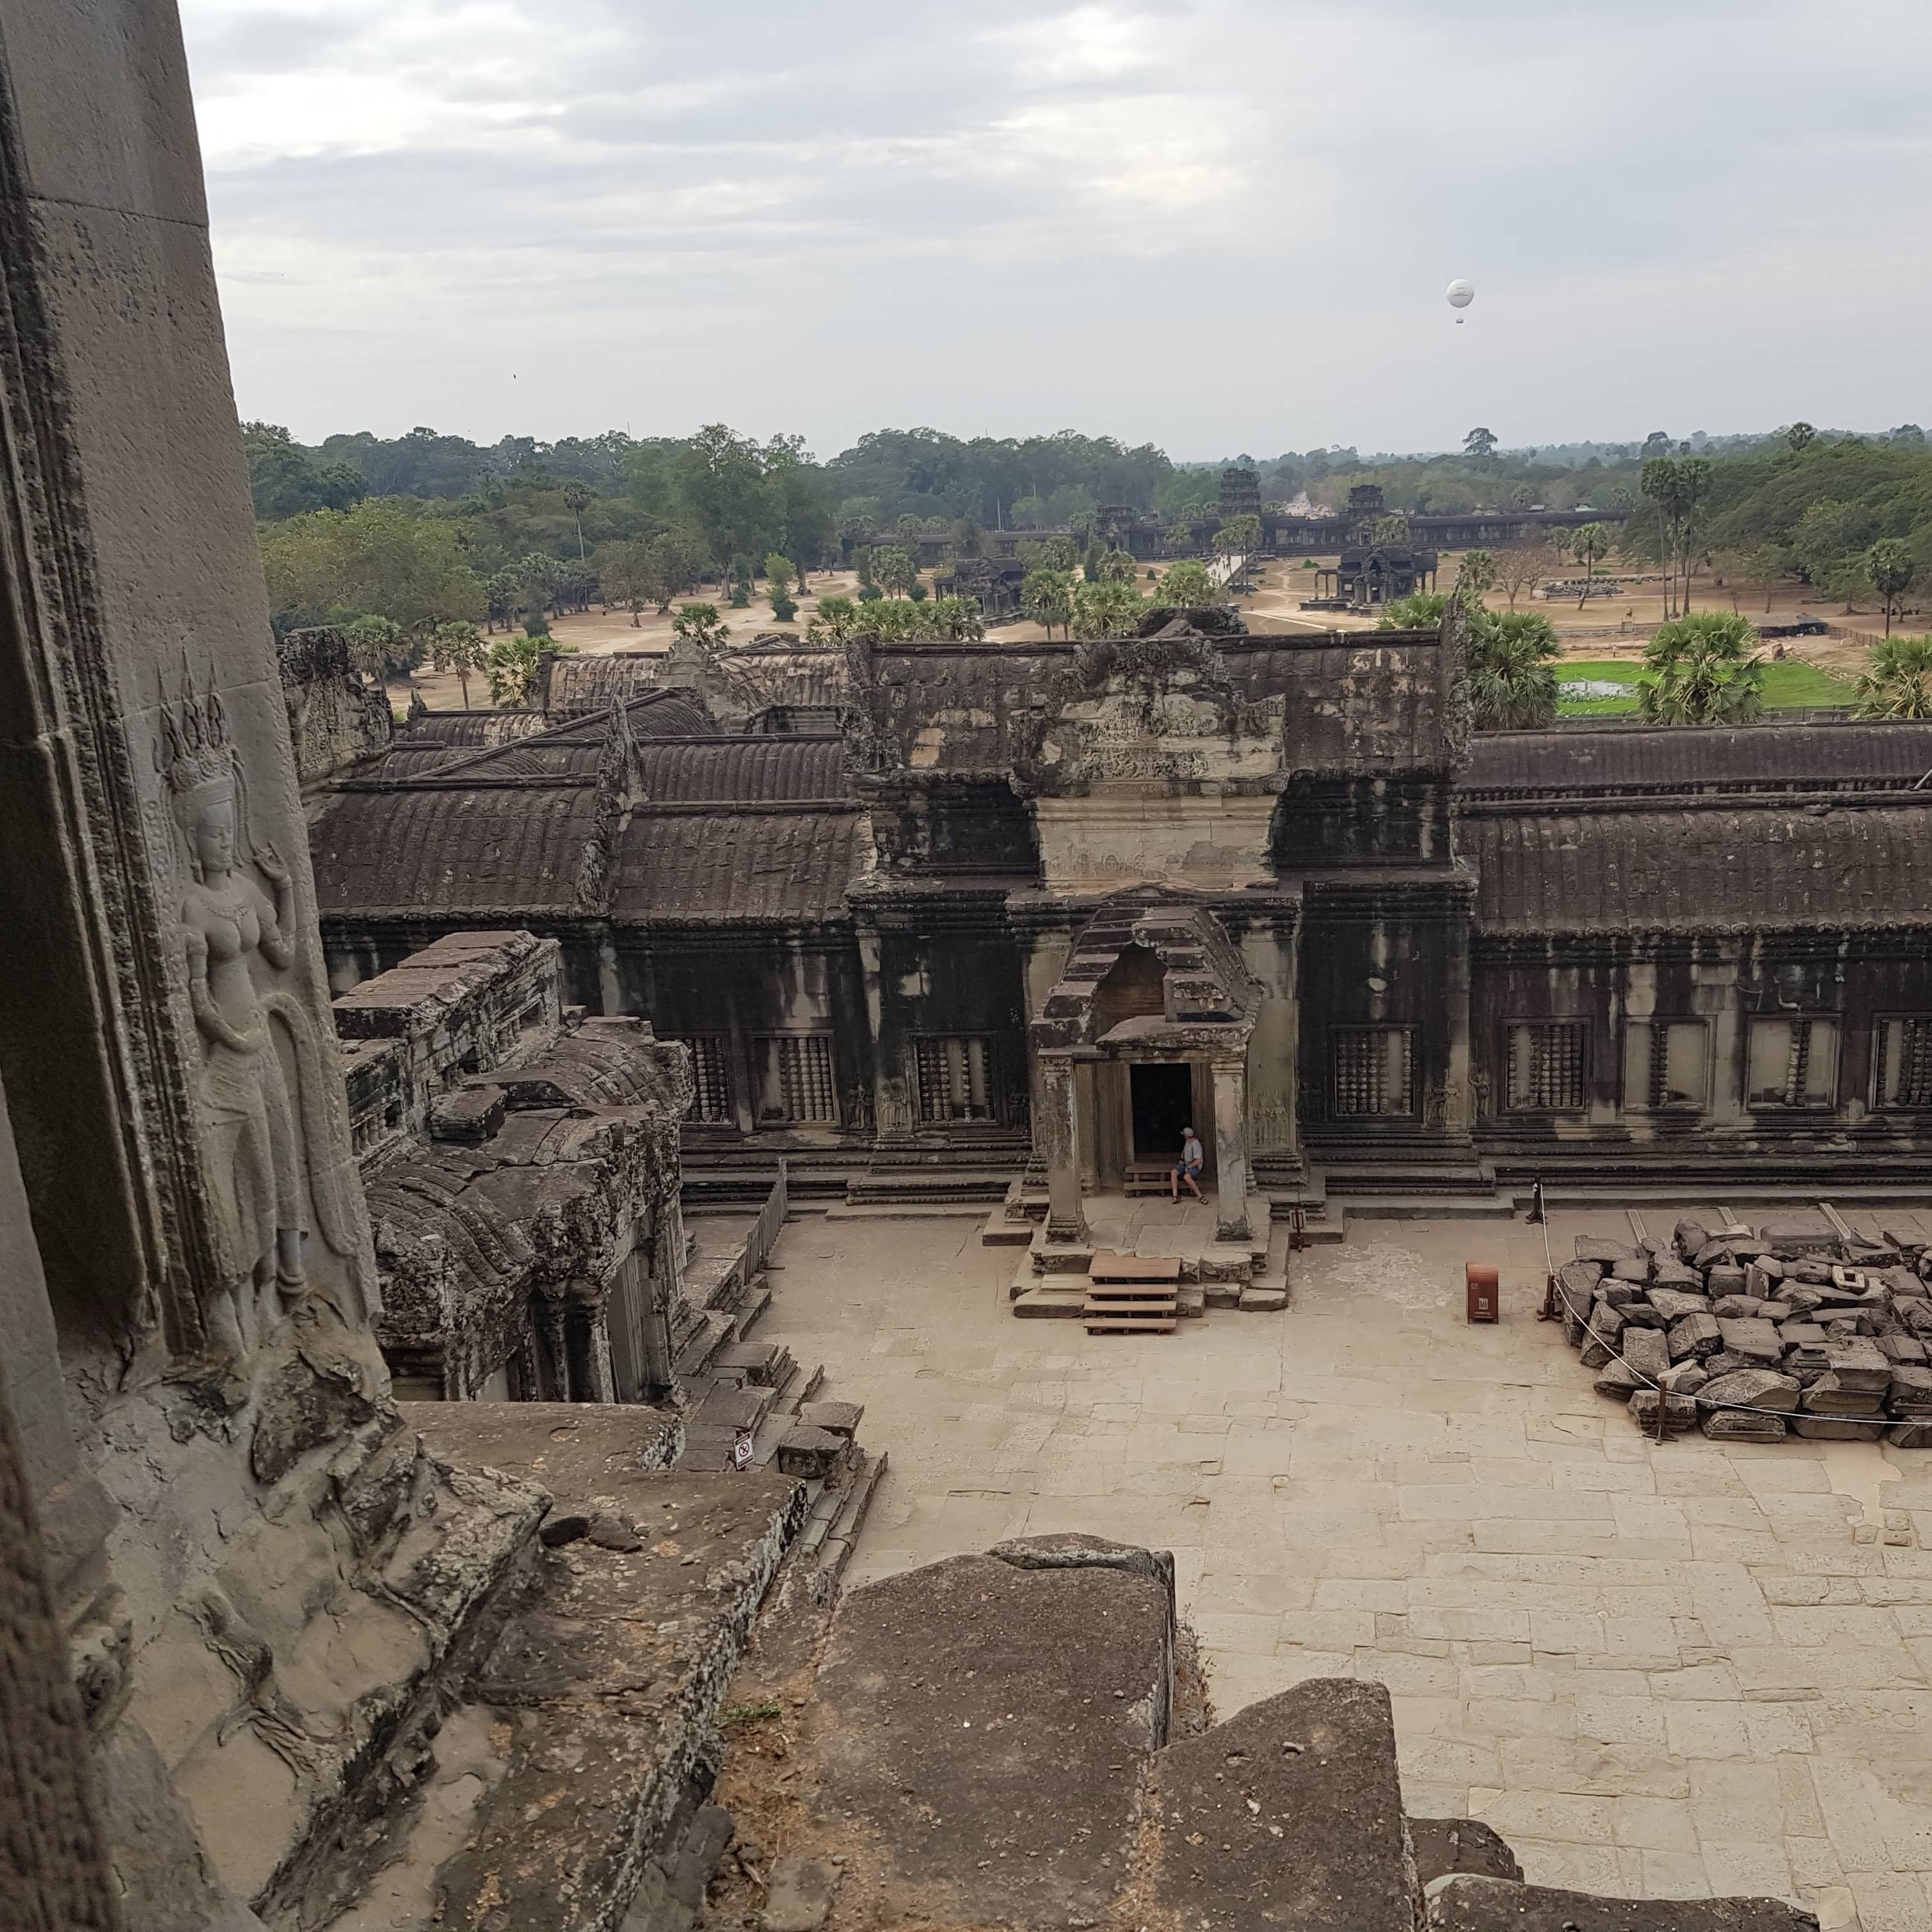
[751,1206,1932,1932]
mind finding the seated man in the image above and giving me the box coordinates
[1170,1124,1205,1202]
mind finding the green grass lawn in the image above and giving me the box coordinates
[1554,657,1858,717]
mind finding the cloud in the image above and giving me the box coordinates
[179,0,1932,454]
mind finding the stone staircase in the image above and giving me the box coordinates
[1009,1197,1292,1321]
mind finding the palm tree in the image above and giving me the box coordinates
[560,480,591,559]
[1376,592,1448,631]
[1635,609,1764,724]
[1865,539,1916,637]
[1854,633,1932,719]
[1467,610,1560,728]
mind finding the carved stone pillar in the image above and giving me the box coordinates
[583,1305,618,1406]
[542,1302,573,1403]
[1039,1053,1089,1245]
[1211,1056,1252,1244]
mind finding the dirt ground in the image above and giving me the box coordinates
[388,553,1893,714]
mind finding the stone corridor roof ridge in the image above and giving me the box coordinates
[1462,717,1932,798]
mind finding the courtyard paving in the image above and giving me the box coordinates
[752,1204,1932,1932]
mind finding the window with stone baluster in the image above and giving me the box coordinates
[1330,1025,1415,1118]
[913,1035,996,1123]
[753,1033,839,1126]
[1506,1021,1587,1112]
[1876,1017,1932,1110]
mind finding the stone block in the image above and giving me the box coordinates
[1657,1361,1708,1396]
[763,1858,838,1932]
[1240,1286,1289,1313]
[1593,1362,1645,1399]
[1702,1410,1786,1441]
[1576,1238,1636,1265]
[776,1426,850,1480]
[1824,1340,1892,1391]
[1609,1256,1650,1284]
[1666,1313,1722,1362]
[1801,1375,1884,1416]
[1559,1259,1606,1298]
[1704,1265,1748,1298]
[1792,1417,1885,1441]
[1618,1302,1666,1329]
[1887,1366,1932,1412]
[1711,1295,1776,1321]
[797,1400,863,1439]
[1622,1329,1668,1382]
[1699,1369,1800,1413]
[1627,1391,1698,1435]
[1154,1680,1412,1932]
[1877,1332,1928,1365]
[1715,1318,1784,1364]
[1672,1217,1711,1261]
[1649,1259,1704,1291]
[1649,1288,1713,1323]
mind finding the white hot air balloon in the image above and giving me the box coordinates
[1446,278,1474,325]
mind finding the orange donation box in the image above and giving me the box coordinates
[1465,1263,1499,1323]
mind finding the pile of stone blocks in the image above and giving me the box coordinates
[1556,1213,1932,1444]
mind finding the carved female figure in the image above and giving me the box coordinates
[160,685,308,1352]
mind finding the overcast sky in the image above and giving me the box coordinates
[179,0,1932,460]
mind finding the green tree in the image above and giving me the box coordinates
[1017,535,1077,573]
[1464,426,1498,461]
[672,602,730,655]
[1095,549,1139,584]
[763,552,795,603]
[1456,548,1496,600]
[1467,609,1560,729]
[1639,456,1713,618]
[256,499,484,632]
[1865,538,1916,636]
[1156,559,1218,606]
[679,423,782,569]
[727,554,754,607]
[1070,577,1144,641]
[1376,592,1448,630]
[1636,609,1764,723]
[241,422,365,520]
[872,544,920,598]
[647,531,707,610]
[560,479,592,557]
[483,634,573,706]
[1854,634,1932,718]
[1021,567,1075,638]
[430,619,487,707]
[592,538,660,626]
[344,613,411,680]
[806,595,863,645]
[1371,513,1412,548]
[1569,522,1611,606]
[1785,422,1817,453]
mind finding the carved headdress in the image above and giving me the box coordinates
[153,662,252,882]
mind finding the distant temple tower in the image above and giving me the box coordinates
[1218,466,1261,518]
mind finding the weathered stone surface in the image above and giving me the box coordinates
[1657,1361,1709,1396]
[1575,1238,1636,1266]
[1592,1362,1643,1398]
[1649,1259,1704,1291]
[797,1400,863,1438]
[1628,1390,1698,1434]
[804,1550,1171,1926]
[1154,1680,1412,1932]
[1704,1265,1748,1297]
[1424,1872,1820,1931]
[762,1857,839,1932]
[1622,1329,1668,1381]
[1699,1369,1801,1412]
[1801,1374,1884,1415]
[776,1426,849,1480]
[1715,1317,1785,1364]
[1608,1256,1650,1284]
[1712,1295,1777,1321]
[1668,1312,1723,1361]
[1823,1341,1892,1391]
[1703,1410,1787,1441]
[1649,1288,1713,1323]
[1410,1817,1523,1888]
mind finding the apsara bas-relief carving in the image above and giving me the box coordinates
[151,668,364,1360]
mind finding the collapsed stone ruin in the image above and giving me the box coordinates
[1554,1211,1932,1445]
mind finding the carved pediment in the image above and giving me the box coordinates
[1016,630,1285,797]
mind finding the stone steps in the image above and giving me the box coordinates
[822,1201,993,1222]
[1342,1192,1517,1222]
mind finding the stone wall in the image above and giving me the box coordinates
[277,627,392,788]
[333,929,563,1160]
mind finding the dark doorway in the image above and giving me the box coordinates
[1130,1062,1195,1164]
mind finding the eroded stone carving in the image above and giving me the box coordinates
[154,669,361,1359]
